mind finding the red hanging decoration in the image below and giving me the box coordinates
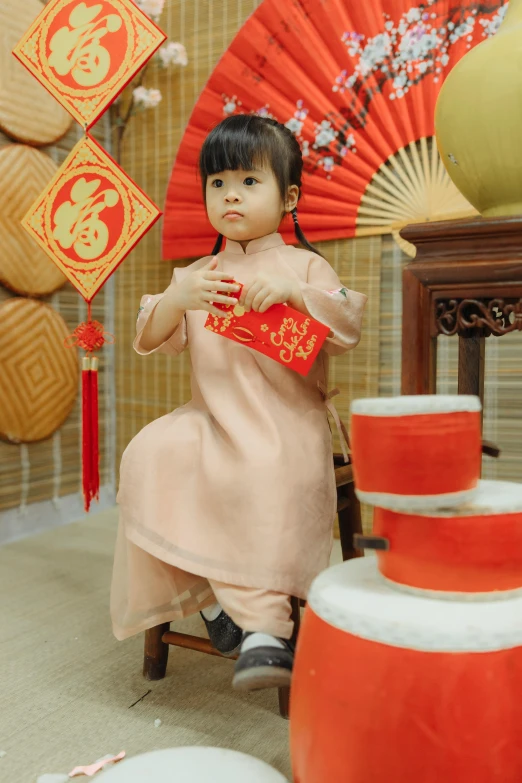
[25,134,161,514]
[81,357,98,512]
[80,356,101,513]
[14,2,164,513]
[67,303,112,511]
[78,356,100,511]
[90,360,99,496]
[66,320,110,353]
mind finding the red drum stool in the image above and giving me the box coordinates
[368,479,522,597]
[350,395,482,510]
[290,557,522,783]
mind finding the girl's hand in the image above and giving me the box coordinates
[241,274,299,314]
[167,258,240,318]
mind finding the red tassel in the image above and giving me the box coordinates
[81,356,100,512]
[90,357,100,505]
[67,302,107,512]
[82,357,93,512]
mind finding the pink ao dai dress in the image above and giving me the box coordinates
[111,233,367,640]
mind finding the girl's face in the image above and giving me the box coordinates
[205,166,298,246]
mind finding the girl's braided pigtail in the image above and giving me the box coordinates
[211,234,224,255]
[292,208,323,257]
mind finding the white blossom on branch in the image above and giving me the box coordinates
[133,86,163,109]
[134,0,165,22]
[113,1,188,147]
[158,41,188,67]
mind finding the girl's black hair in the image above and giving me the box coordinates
[198,114,323,257]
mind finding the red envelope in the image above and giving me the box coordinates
[205,282,330,376]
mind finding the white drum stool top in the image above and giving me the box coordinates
[100,747,289,782]
[308,557,522,653]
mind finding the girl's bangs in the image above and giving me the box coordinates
[200,122,272,176]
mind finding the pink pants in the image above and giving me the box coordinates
[209,580,293,640]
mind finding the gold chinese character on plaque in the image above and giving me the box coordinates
[22,134,161,301]
[13,0,166,128]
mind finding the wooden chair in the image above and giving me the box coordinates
[143,454,363,719]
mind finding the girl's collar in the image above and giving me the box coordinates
[224,232,285,256]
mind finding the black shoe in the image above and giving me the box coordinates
[200,609,242,657]
[232,633,294,691]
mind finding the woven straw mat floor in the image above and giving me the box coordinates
[0,507,344,781]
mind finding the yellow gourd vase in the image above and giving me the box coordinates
[435,0,522,217]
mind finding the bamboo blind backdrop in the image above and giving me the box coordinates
[0,117,116,516]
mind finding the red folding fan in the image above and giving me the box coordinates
[163,0,507,260]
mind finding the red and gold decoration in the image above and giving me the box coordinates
[13,0,164,510]
[162,0,507,260]
[205,284,330,376]
[22,134,161,302]
[12,0,166,129]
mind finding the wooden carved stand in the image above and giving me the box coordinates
[401,216,522,412]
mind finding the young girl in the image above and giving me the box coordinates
[111,115,367,691]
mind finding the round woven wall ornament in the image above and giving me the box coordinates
[0,0,71,145]
[0,298,78,443]
[0,145,67,296]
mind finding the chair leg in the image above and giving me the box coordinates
[278,685,291,719]
[337,482,364,562]
[143,622,170,681]
[278,596,302,719]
